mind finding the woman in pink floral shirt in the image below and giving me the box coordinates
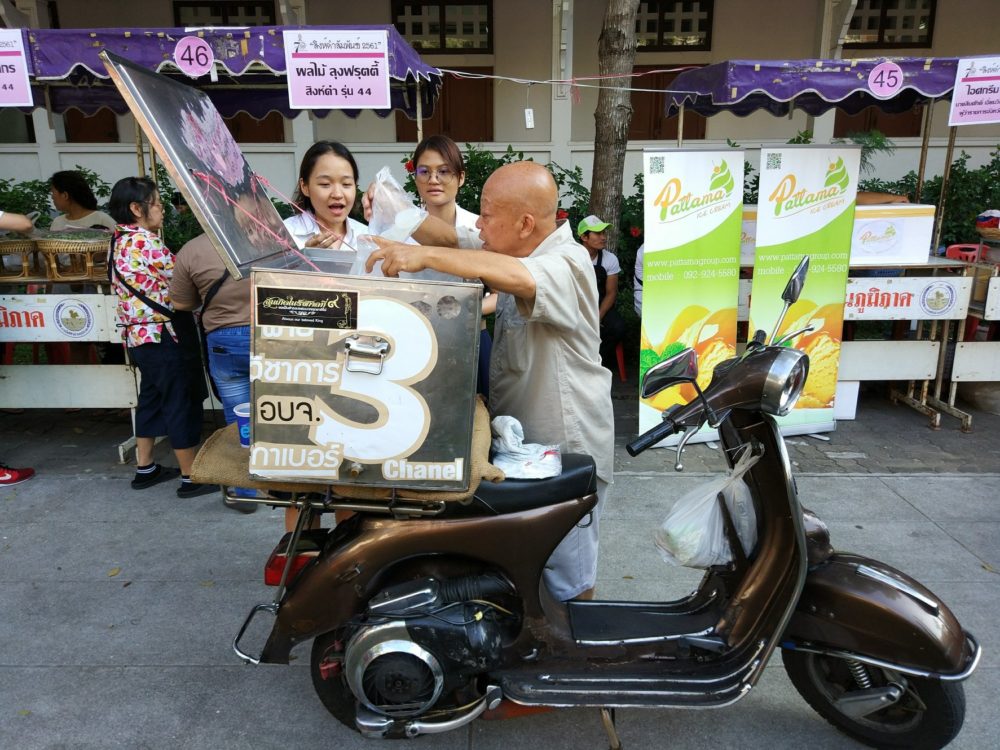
[109,177,215,499]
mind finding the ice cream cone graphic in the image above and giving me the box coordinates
[824,157,850,191]
[710,160,735,194]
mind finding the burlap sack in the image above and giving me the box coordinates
[192,397,503,502]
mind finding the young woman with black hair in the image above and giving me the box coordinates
[108,176,215,499]
[284,140,366,252]
[49,170,115,232]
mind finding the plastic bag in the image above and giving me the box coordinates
[490,415,562,479]
[366,166,427,241]
[653,447,759,569]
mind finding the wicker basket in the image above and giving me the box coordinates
[0,237,40,281]
[35,235,110,282]
[976,226,1000,242]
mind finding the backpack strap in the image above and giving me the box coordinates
[201,269,230,318]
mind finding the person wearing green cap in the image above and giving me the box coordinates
[577,215,626,372]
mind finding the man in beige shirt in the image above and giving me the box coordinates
[170,234,258,514]
[369,162,614,600]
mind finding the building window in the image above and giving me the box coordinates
[392,2,493,54]
[844,0,935,49]
[173,1,276,26]
[396,67,493,143]
[629,66,706,141]
[635,1,713,51]
[834,106,924,140]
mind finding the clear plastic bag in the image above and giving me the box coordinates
[366,166,427,241]
[653,447,760,569]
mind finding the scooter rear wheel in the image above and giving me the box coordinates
[782,648,965,750]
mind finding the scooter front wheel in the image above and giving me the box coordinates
[782,649,965,750]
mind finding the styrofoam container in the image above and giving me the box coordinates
[740,204,936,266]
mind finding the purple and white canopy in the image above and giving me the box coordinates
[665,57,960,118]
[20,25,441,119]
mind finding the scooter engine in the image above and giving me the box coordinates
[343,574,515,719]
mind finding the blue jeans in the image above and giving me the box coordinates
[206,326,250,425]
[207,326,256,499]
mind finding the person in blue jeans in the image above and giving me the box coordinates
[169,233,258,514]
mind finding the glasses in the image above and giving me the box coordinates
[414,166,456,183]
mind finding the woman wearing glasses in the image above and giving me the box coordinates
[409,135,495,395]
[410,135,479,243]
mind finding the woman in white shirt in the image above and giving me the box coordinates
[409,135,495,395]
[283,141,366,252]
[49,171,115,232]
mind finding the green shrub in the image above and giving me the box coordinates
[0,176,52,229]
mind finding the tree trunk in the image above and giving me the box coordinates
[589,0,640,253]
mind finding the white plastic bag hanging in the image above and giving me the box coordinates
[653,447,760,569]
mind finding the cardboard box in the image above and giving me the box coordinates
[740,204,936,266]
[249,269,482,491]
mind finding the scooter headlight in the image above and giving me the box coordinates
[761,348,809,417]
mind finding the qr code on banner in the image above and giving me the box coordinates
[649,156,665,174]
[765,152,782,170]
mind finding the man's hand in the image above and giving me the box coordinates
[366,236,430,276]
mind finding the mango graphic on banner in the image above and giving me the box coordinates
[766,300,844,408]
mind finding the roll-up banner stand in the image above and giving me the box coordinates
[639,149,744,444]
[749,145,860,435]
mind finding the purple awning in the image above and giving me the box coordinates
[23,25,441,119]
[666,57,960,118]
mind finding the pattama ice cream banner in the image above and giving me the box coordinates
[749,146,860,432]
[639,149,743,436]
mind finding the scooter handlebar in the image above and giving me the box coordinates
[626,417,678,456]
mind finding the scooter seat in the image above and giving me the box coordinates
[449,454,597,516]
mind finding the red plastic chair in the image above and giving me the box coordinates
[945,244,981,263]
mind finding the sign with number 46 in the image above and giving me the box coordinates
[173,37,215,78]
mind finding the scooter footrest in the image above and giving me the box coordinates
[568,601,719,645]
[499,658,759,709]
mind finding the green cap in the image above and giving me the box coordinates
[577,214,611,236]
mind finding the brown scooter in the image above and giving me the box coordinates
[234,257,979,749]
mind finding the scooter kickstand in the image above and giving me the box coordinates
[599,707,622,750]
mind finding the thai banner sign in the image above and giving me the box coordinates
[0,295,117,343]
[949,56,1000,126]
[750,146,859,431]
[0,29,32,107]
[845,277,973,320]
[283,29,391,110]
[639,149,743,436]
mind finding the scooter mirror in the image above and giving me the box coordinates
[781,256,810,305]
[641,348,698,399]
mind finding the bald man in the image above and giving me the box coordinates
[369,162,614,601]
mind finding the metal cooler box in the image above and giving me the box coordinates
[249,269,481,491]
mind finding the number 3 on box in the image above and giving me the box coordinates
[311,297,437,462]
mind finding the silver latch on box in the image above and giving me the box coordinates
[344,335,390,375]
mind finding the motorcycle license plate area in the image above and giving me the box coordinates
[250,269,481,491]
